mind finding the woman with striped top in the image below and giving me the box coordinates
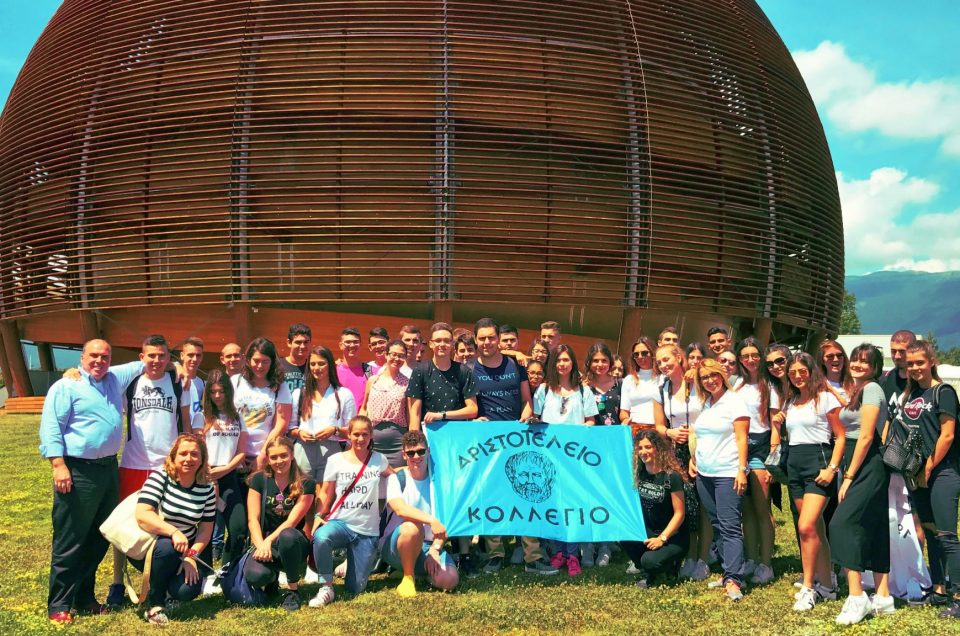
[133,433,216,625]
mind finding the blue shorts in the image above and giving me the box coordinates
[380,524,454,577]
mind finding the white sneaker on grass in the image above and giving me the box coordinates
[596,545,611,567]
[871,593,896,616]
[815,582,838,601]
[625,560,640,575]
[308,586,334,608]
[836,594,872,625]
[303,567,319,584]
[793,586,818,612]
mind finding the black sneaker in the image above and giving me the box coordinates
[106,583,126,608]
[281,590,301,612]
[524,558,560,575]
[459,554,480,579]
[912,590,951,607]
[483,556,504,574]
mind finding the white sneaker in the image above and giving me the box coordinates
[678,559,695,579]
[689,559,710,581]
[308,586,334,608]
[201,574,222,597]
[707,578,724,589]
[334,560,348,578]
[815,582,838,601]
[625,560,641,575]
[793,586,818,612]
[278,571,288,586]
[836,594,872,625]
[871,594,896,616]
[510,546,524,565]
[303,567,319,585]
[750,563,774,585]
[596,546,611,568]
[741,560,757,577]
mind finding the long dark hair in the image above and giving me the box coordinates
[629,336,659,379]
[202,369,240,432]
[734,337,771,427]
[634,429,687,484]
[846,343,884,411]
[242,337,284,391]
[299,345,342,422]
[763,343,792,404]
[545,344,582,392]
[786,352,829,407]
[584,342,615,385]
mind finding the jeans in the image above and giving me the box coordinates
[312,519,378,594]
[554,542,579,558]
[916,463,960,594]
[130,537,202,607]
[243,528,311,589]
[697,475,745,587]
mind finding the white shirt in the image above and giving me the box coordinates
[785,391,842,446]
[733,380,782,435]
[383,470,435,541]
[323,451,390,536]
[290,386,356,436]
[692,390,750,478]
[204,413,244,467]
[534,384,599,425]
[120,374,180,470]
[652,378,701,429]
[620,370,660,423]
[232,376,293,456]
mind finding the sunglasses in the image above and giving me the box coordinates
[632,351,652,358]
[823,353,845,361]
[404,448,428,458]
[699,372,723,383]
[739,353,761,361]
[766,357,787,368]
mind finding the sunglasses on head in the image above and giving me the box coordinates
[404,448,427,458]
[766,357,787,367]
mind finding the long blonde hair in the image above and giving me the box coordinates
[164,433,210,485]
[258,436,306,500]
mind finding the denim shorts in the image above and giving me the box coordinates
[747,431,772,471]
[381,524,454,577]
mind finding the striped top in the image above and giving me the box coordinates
[138,470,216,542]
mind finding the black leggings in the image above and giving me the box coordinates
[914,464,960,594]
[131,537,202,607]
[217,471,248,565]
[620,538,687,580]
[242,528,311,589]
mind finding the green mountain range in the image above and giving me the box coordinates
[845,270,960,349]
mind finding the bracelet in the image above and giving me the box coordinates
[827,463,839,473]
[186,548,198,558]
[843,471,855,480]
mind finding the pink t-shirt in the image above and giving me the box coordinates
[337,363,368,409]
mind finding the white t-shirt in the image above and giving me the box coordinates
[620,371,659,424]
[323,451,390,536]
[382,469,435,541]
[785,391,842,446]
[534,384,599,425]
[652,379,701,429]
[232,376,293,456]
[692,390,750,478]
[400,364,414,379]
[204,413,244,467]
[187,377,206,430]
[290,386,356,436]
[828,379,849,401]
[121,374,181,470]
[733,380,782,435]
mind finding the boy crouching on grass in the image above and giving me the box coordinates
[379,431,459,597]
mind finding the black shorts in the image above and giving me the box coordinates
[786,443,836,500]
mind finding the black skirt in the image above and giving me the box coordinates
[829,442,891,573]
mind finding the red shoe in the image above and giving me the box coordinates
[49,611,74,625]
[549,552,566,569]
[567,555,582,576]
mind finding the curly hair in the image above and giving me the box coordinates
[634,429,688,484]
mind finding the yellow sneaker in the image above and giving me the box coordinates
[397,575,417,598]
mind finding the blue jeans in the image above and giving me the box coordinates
[312,519,378,594]
[697,475,744,587]
[555,542,580,558]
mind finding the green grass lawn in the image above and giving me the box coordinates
[0,414,948,635]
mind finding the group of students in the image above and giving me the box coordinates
[39,321,960,627]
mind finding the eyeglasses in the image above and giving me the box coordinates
[739,353,761,361]
[823,353,845,361]
[386,353,405,360]
[632,351,652,359]
[766,357,787,368]
[699,372,723,383]
[789,368,810,377]
[404,448,428,458]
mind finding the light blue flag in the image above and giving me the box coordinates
[425,421,647,542]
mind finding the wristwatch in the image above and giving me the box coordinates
[827,463,840,474]
[441,411,447,420]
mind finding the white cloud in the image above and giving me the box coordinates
[794,41,960,157]
[835,167,960,274]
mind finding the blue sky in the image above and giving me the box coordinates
[1,1,958,276]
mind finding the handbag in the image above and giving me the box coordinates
[100,477,169,559]
[763,443,789,484]
[220,486,269,606]
[881,418,925,478]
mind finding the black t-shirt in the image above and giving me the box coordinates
[636,466,686,538]
[406,361,478,413]
[473,356,528,420]
[250,472,317,534]
[900,383,960,464]
[589,380,622,426]
[280,358,307,395]
[880,369,908,423]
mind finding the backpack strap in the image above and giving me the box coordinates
[169,370,184,433]
[362,362,373,379]
[125,373,143,441]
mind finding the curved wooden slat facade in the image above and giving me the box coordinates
[0,0,842,393]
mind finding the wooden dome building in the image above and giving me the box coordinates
[0,0,842,396]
